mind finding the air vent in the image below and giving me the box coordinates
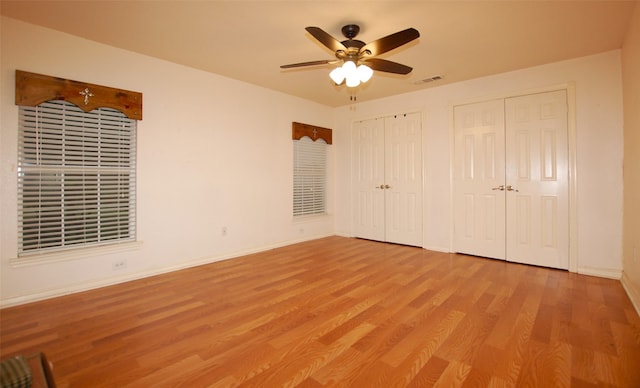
[414,75,443,85]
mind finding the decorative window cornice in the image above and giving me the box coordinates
[292,122,332,144]
[15,70,143,120]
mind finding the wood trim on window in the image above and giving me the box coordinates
[15,70,143,120]
[292,122,332,144]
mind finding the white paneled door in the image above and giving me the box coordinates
[353,117,386,242]
[453,99,507,260]
[353,113,423,247]
[505,91,569,268]
[454,90,569,270]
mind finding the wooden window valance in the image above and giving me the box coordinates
[15,70,143,120]
[292,122,332,144]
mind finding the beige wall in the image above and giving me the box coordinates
[622,1,640,311]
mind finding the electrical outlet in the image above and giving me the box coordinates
[112,259,127,270]
[221,226,227,236]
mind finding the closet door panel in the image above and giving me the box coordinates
[505,90,569,269]
[353,118,385,242]
[453,100,506,260]
[384,113,423,246]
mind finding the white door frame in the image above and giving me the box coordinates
[449,83,578,273]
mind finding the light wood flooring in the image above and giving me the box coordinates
[1,236,639,387]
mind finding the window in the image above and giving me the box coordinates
[293,136,327,216]
[18,100,137,255]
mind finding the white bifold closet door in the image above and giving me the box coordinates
[453,90,569,269]
[353,112,422,247]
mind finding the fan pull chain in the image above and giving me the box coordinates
[349,94,358,111]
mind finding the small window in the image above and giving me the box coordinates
[18,100,137,255]
[293,136,327,216]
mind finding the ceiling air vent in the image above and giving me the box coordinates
[414,75,442,85]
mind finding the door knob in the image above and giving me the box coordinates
[384,184,391,189]
[491,185,505,191]
[506,185,519,192]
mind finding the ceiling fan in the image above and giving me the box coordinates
[281,24,420,87]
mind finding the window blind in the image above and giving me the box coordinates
[293,136,327,216]
[18,100,136,255]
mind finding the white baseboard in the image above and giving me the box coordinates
[577,266,622,279]
[621,271,640,316]
[0,233,334,308]
[422,245,450,253]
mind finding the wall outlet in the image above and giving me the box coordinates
[221,226,227,236]
[112,259,127,270]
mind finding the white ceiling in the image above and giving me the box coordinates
[1,1,636,107]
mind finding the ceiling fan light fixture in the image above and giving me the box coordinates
[330,60,364,87]
[329,67,345,84]
[334,60,364,88]
[342,60,357,77]
[346,75,360,88]
[357,64,373,83]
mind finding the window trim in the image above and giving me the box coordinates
[292,122,332,144]
[15,70,143,120]
[10,241,143,268]
[15,71,142,258]
[17,100,137,256]
[293,135,328,217]
[291,122,332,218]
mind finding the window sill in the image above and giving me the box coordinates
[10,241,143,268]
[293,213,331,222]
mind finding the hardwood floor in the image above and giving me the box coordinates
[1,236,639,387]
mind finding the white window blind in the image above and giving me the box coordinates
[293,136,327,216]
[18,100,137,255]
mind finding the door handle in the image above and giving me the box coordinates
[375,185,384,189]
[506,185,519,192]
[491,185,505,191]
[384,184,391,189]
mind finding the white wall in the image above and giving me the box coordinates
[621,0,640,312]
[334,50,624,277]
[0,17,335,306]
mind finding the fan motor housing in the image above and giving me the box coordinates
[341,24,360,39]
[340,24,366,49]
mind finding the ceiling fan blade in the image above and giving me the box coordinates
[280,59,334,69]
[360,28,420,57]
[363,58,413,74]
[305,27,348,53]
